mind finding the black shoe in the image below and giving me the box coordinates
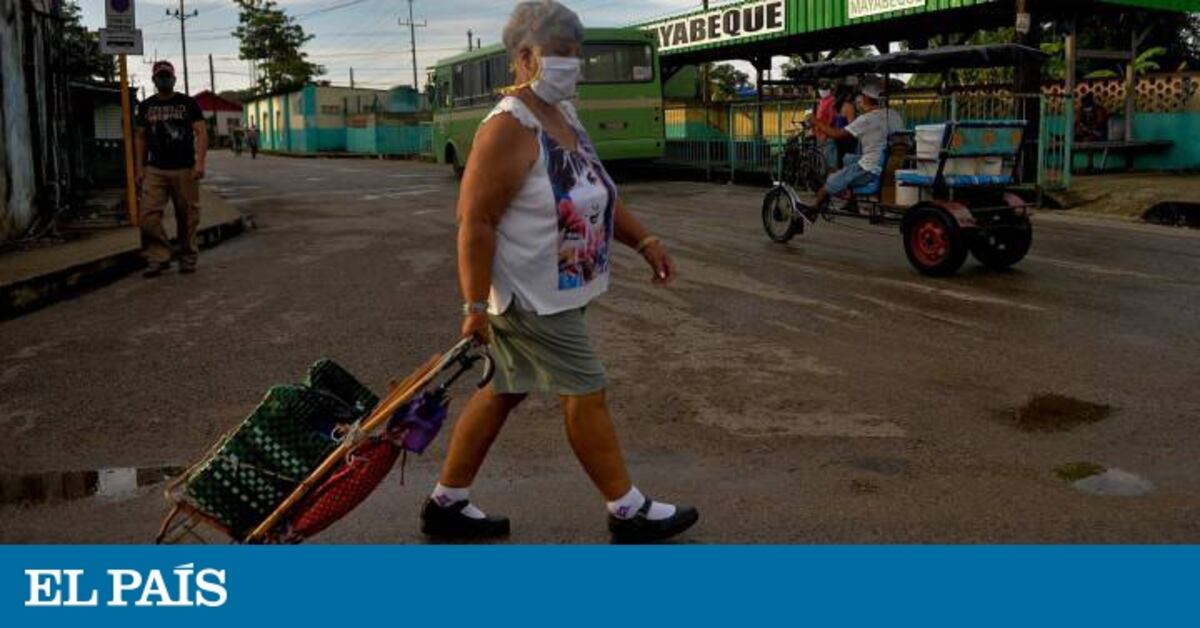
[143,262,171,278]
[420,498,510,540]
[179,264,197,275]
[608,499,700,544]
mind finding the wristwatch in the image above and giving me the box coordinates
[462,301,489,315]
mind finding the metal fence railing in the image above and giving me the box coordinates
[1038,94,1074,191]
[662,93,1069,188]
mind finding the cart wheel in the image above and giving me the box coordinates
[762,186,802,244]
[971,216,1033,270]
[903,206,969,277]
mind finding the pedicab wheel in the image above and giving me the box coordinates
[903,206,970,277]
[762,186,801,243]
[971,215,1033,270]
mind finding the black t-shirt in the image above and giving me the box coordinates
[137,93,204,169]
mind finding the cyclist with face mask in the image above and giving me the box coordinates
[134,60,208,277]
[420,0,698,544]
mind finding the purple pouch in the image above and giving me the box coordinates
[387,392,448,454]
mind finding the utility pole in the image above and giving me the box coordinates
[350,67,355,88]
[468,29,473,51]
[208,53,215,92]
[398,0,427,90]
[167,0,199,94]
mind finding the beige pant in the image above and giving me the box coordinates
[141,167,201,266]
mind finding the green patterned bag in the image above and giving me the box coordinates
[185,361,378,539]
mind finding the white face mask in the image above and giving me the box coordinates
[818,89,832,99]
[531,56,581,104]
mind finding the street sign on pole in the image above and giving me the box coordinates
[100,28,144,56]
[105,0,137,32]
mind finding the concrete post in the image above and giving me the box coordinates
[0,0,37,241]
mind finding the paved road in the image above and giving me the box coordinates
[2,151,1198,543]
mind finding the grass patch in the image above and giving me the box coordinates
[1054,462,1107,482]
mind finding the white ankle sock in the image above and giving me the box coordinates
[431,483,486,520]
[607,486,677,521]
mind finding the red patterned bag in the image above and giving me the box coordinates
[284,438,401,540]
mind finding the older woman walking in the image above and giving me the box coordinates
[420,0,698,543]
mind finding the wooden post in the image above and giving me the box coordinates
[119,55,139,226]
[1125,27,1150,144]
[1012,2,1041,183]
[1065,20,1077,98]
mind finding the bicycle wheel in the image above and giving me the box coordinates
[762,186,801,244]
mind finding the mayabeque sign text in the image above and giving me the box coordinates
[848,0,927,20]
[645,0,786,53]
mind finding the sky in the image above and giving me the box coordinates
[80,0,731,95]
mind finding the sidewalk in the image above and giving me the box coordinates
[1049,172,1200,218]
[0,187,245,318]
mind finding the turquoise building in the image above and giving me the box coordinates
[243,84,430,156]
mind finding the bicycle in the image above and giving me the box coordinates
[778,118,827,193]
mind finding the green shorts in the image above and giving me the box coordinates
[487,303,607,396]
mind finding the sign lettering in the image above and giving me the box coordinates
[847,0,926,20]
[644,0,786,53]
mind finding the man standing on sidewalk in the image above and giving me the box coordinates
[135,60,207,277]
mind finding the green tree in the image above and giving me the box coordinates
[707,63,750,100]
[61,0,116,82]
[781,46,874,82]
[232,0,324,93]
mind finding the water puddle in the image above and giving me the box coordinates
[0,465,184,506]
[999,394,1113,433]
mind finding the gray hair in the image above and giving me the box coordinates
[502,1,585,54]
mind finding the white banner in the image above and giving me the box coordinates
[644,0,787,53]
[99,28,143,55]
[848,0,926,20]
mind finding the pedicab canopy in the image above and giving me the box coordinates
[783,44,1049,81]
[640,0,1200,65]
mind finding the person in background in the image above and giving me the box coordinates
[422,0,699,544]
[832,83,858,168]
[1075,92,1110,142]
[232,125,244,157]
[809,79,904,214]
[134,60,207,277]
[245,123,260,159]
[813,80,838,172]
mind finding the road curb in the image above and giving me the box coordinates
[0,190,247,320]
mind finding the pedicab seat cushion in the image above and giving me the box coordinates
[851,176,883,196]
[896,172,1015,187]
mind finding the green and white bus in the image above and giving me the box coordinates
[429,28,665,175]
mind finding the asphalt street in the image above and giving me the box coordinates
[2,151,1198,543]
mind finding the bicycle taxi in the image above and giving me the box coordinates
[762,45,1046,277]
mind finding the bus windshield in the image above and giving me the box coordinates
[580,43,654,84]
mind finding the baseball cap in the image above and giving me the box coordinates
[152,60,176,77]
[860,79,885,100]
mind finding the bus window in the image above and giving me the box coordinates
[486,54,513,93]
[453,64,465,104]
[581,43,654,83]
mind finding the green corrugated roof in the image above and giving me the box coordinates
[1100,0,1200,10]
[640,0,1199,58]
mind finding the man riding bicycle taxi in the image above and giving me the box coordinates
[809,79,904,217]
